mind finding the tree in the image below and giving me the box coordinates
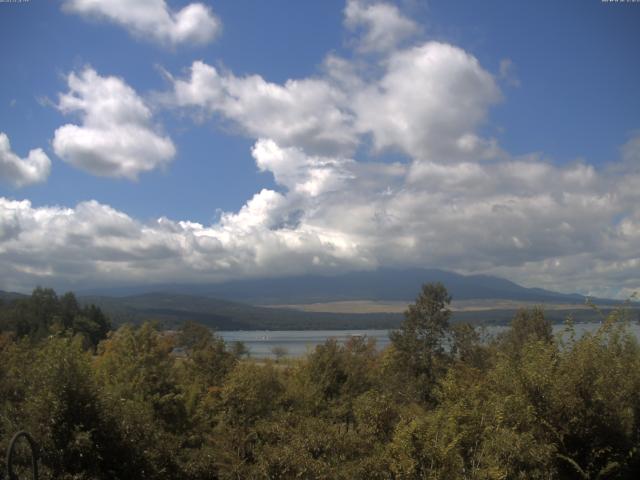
[215,362,284,478]
[178,321,237,388]
[271,345,288,362]
[497,307,553,358]
[0,336,131,479]
[389,282,452,403]
[93,323,185,479]
[59,291,80,330]
[72,303,111,348]
[0,289,110,348]
[230,340,249,358]
[450,322,491,370]
[177,320,212,351]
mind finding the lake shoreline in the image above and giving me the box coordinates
[219,322,640,358]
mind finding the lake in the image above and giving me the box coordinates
[220,330,392,358]
[220,321,640,358]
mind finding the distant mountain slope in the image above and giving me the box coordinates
[0,286,630,332]
[0,268,620,331]
[202,268,592,304]
[80,268,600,305]
[0,290,27,302]
[78,293,403,330]
[78,292,632,331]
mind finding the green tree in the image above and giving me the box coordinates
[497,307,553,358]
[215,362,284,478]
[0,288,110,348]
[72,303,111,348]
[389,282,452,403]
[230,340,249,358]
[450,322,491,370]
[178,321,237,388]
[0,337,134,480]
[93,323,186,479]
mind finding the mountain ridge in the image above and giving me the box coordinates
[77,268,606,305]
[3,269,628,331]
[77,292,403,330]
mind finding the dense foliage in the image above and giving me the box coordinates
[0,287,110,348]
[1,285,640,479]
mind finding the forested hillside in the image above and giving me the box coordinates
[0,287,110,348]
[79,292,403,330]
[2,283,640,479]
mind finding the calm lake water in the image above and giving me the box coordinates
[220,322,640,359]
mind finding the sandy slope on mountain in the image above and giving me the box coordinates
[263,299,597,314]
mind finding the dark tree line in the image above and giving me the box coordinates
[0,287,110,348]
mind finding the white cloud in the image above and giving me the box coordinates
[0,133,51,187]
[62,0,221,47]
[344,0,419,53]
[2,136,639,297]
[621,132,640,165]
[354,42,502,161]
[120,8,640,297]
[0,193,371,292]
[53,68,176,180]
[166,41,500,162]
[166,36,502,163]
[252,138,355,197]
[3,1,637,298]
[169,61,357,155]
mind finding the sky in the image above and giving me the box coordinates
[0,0,639,297]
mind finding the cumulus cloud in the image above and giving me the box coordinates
[228,139,617,298]
[3,0,637,297]
[0,193,372,292]
[344,0,419,53]
[50,0,632,297]
[252,138,356,197]
[168,61,357,155]
[0,133,51,187]
[2,134,640,297]
[53,68,176,180]
[247,143,631,292]
[167,41,500,161]
[62,0,221,47]
[354,42,502,160]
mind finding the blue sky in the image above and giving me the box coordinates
[0,0,639,296]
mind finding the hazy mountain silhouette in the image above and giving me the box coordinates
[79,268,598,305]
[1,269,628,331]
